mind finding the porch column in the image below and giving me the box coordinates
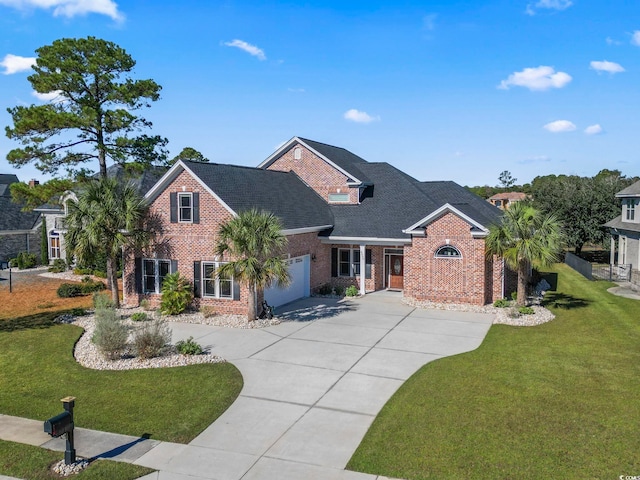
[359,244,366,295]
[610,235,616,265]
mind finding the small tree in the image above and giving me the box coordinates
[215,209,290,321]
[160,273,193,315]
[498,170,516,189]
[40,216,48,266]
[486,202,563,306]
[168,147,209,165]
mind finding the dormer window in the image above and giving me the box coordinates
[328,193,349,203]
[625,199,636,221]
[294,147,302,160]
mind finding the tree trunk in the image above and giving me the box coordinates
[106,255,120,308]
[516,259,528,306]
[247,283,256,322]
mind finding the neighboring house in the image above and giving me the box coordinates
[604,180,640,286]
[0,174,41,265]
[35,165,167,265]
[487,192,528,210]
[123,137,514,313]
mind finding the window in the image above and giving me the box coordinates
[49,232,60,259]
[435,245,461,258]
[338,248,362,277]
[294,147,302,160]
[143,259,172,293]
[625,199,636,221]
[178,192,192,223]
[202,262,233,299]
[328,193,350,203]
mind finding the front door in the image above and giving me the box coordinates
[389,255,404,290]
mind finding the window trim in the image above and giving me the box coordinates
[142,258,173,294]
[435,245,462,258]
[49,232,61,259]
[201,261,234,299]
[178,192,193,223]
[338,248,361,277]
[625,199,636,221]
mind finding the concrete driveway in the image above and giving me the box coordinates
[135,291,494,480]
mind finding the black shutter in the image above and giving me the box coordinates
[170,192,178,223]
[193,261,201,297]
[331,248,338,277]
[192,192,200,224]
[365,249,372,279]
[135,257,142,293]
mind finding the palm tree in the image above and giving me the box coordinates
[215,209,290,321]
[65,177,148,307]
[486,202,563,306]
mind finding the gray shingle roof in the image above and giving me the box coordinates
[604,215,640,233]
[0,175,40,232]
[183,161,334,230]
[103,164,167,196]
[615,180,640,197]
[323,162,502,239]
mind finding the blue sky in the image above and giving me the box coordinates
[0,0,638,187]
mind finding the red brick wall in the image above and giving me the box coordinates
[267,143,360,204]
[404,212,495,305]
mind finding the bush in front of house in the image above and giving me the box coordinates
[345,285,359,297]
[175,336,204,355]
[48,258,67,273]
[317,283,333,295]
[92,306,128,360]
[80,277,106,294]
[12,251,38,269]
[333,285,345,296]
[493,298,510,308]
[518,306,535,315]
[93,292,114,309]
[160,272,193,315]
[133,319,172,359]
[57,283,83,298]
[131,312,149,322]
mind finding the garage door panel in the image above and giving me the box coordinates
[265,255,310,307]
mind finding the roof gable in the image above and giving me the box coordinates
[615,180,640,198]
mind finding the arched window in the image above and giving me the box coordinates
[435,245,461,258]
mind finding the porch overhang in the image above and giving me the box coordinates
[320,236,411,246]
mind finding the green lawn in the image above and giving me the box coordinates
[348,264,640,479]
[0,439,154,480]
[0,311,243,444]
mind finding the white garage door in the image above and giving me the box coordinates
[264,254,310,307]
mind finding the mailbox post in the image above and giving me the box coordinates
[43,396,76,465]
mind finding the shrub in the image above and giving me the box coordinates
[345,285,359,297]
[200,305,216,318]
[518,306,535,315]
[333,285,345,296]
[80,278,106,294]
[317,284,333,295]
[510,291,518,302]
[175,336,204,355]
[8,258,17,268]
[48,258,67,273]
[160,273,193,315]
[57,283,83,298]
[15,251,37,269]
[73,267,93,275]
[93,292,114,309]
[131,312,149,322]
[139,299,151,311]
[133,319,172,359]
[93,269,107,278]
[70,308,86,316]
[493,298,510,308]
[92,307,128,360]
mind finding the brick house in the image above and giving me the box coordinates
[487,192,528,210]
[123,137,512,313]
[0,174,41,266]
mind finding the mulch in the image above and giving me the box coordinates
[0,268,94,320]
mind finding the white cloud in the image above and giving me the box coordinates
[584,124,603,135]
[543,120,576,133]
[590,60,625,74]
[223,39,266,61]
[343,109,380,124]
[0,53,36,74]
[32,90,67,103]
[606,37,622,46]
[499,65,572,91]
[632,30,640,46]
[287,87,305,93]
[525,0,572,15]
[423,13,437,31]
[519,155,551,164]
[0,0,124,21]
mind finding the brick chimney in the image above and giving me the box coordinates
[29,179,39,188]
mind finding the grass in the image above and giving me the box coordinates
[348,264,640,479]
[0,310,243,444]
[0,439,154,479]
